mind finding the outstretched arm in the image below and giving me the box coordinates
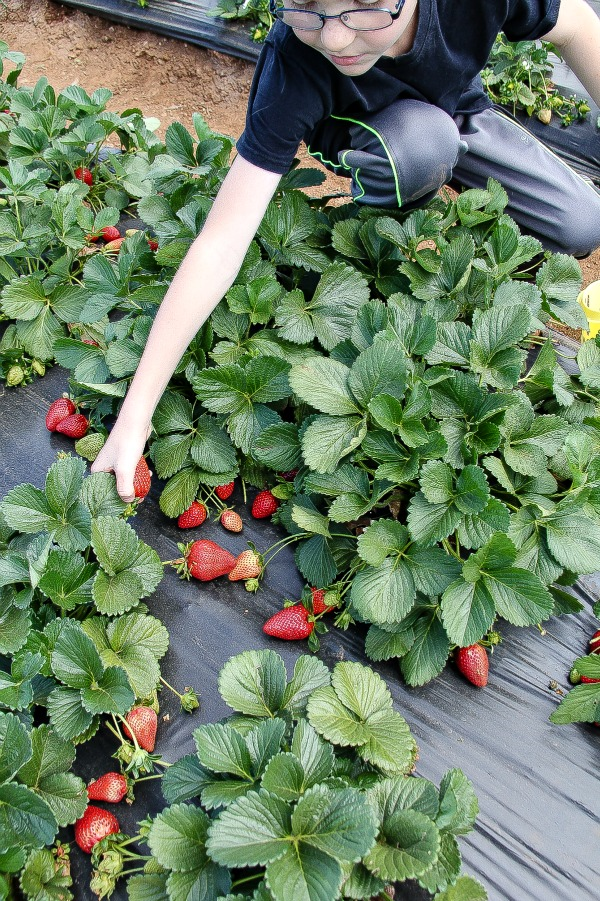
[91,155,282,500]
[542,0,600,107]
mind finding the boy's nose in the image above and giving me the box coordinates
[319,18,355,52]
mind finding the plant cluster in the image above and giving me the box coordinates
[108,649,488,900]
[481,35,593,127]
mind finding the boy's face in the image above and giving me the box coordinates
[290,0,418,75]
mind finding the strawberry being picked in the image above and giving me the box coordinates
[55,413,89,439]
[455,644,489,687]
[74,806,120,853]
[133,457,152,499]
[251,489,279,519]
[46,396,76,431]
[178,500,207,529]
[87,772,129,804]
[123,706,158,752]
[263,603,314,640]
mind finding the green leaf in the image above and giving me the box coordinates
[301,262,370,350]
[441,579,496,647]
[80,666,135,716]
[306,686,370,748]
[37,549,95,611]
[291,785,377,860]
[45,686,94,742]
[127,873,169,901]
[0,783,57,854]
[162,755,213,805]
[433,875,488,900]
[148,802,211,872]
[0,712,32,783]
[418,832,462,894]
[291,497,330,538]
[19,847,73,901]
[365,624,415,661]
[407,492,462,547]
[350,560,416,625]
[253,423,302,471]
[436,769,479,835]
[357,521,409,566]
[282,656,331,718]
[91,516,163,614]
[549,681,600,724]
[194,724,253,779]
[34,772,87,827]
[289,357,360,416]
[17,724,75,788]
[348,340,407,408]
[218,650,287,718]
[400,611,450,687]
[543,510,600,574]
[363,809,440,881]
[260,752,306,801]
[266,844,342,901]
[301,415,367,473]
[295,535,338,587]
[206,789,291,867]
[51,620,103,690]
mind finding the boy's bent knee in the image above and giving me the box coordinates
[338,100,467,208]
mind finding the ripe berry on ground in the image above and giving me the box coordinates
[55,413,89,439]
[123,706,158,752]
[101,225,121,242]
[220,509,243,533]
[87,772,129,803]
[455,644,489,687]
[133,457,152,499]
[74,167,93,186]
[74,806,120,853]
[177,500,207,529]
[46,397,76,431]
[251,489,279,519]
[263,604,314,640]
[215,481,235,500]
[176,539,236,581]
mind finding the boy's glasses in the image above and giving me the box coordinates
[269,0,406,32]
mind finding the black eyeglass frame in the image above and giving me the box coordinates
[269,0,406,32]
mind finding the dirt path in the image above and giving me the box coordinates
[2,0,599,287]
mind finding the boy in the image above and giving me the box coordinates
[92,0,600,500]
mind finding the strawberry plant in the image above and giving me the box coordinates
[550,609,600,727]
[106,649,486,900]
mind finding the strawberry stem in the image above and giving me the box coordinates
[159,675,184,700]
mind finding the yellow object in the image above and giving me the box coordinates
[578,280,600,340]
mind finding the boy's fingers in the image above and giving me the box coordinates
[116,472,135,503]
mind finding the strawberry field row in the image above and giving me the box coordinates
[1,39,600,901]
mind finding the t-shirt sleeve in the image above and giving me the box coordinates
[503,0,561,40]
[236,32,327,175]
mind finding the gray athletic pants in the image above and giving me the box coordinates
[306,99,600,257]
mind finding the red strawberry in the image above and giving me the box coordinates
[74,806,120,854]
[228,549,262,582]
[220,509,243,533]
[251,490,279,519]
[46,397,76,431]
[87,772,128,803]
[74,167,93,186]
[263,604,314,640]
[309,587,334,615]
[580,675,600,684]
[215,481,235,500]
[184,539,236,581]
[178,500,207,529]
[101,225,121,242]
[147,238,159,251]
[133,457,152,499]
[55,413,89,439]
[86,233,99,243]
[123,706,158,752]
[589,630,600,654]
[455,645,489,687]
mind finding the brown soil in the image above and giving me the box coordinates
[2,0,600,287]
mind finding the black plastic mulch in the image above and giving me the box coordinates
[1,357,599,901]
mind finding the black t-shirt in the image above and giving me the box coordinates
[236,0,560,173]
